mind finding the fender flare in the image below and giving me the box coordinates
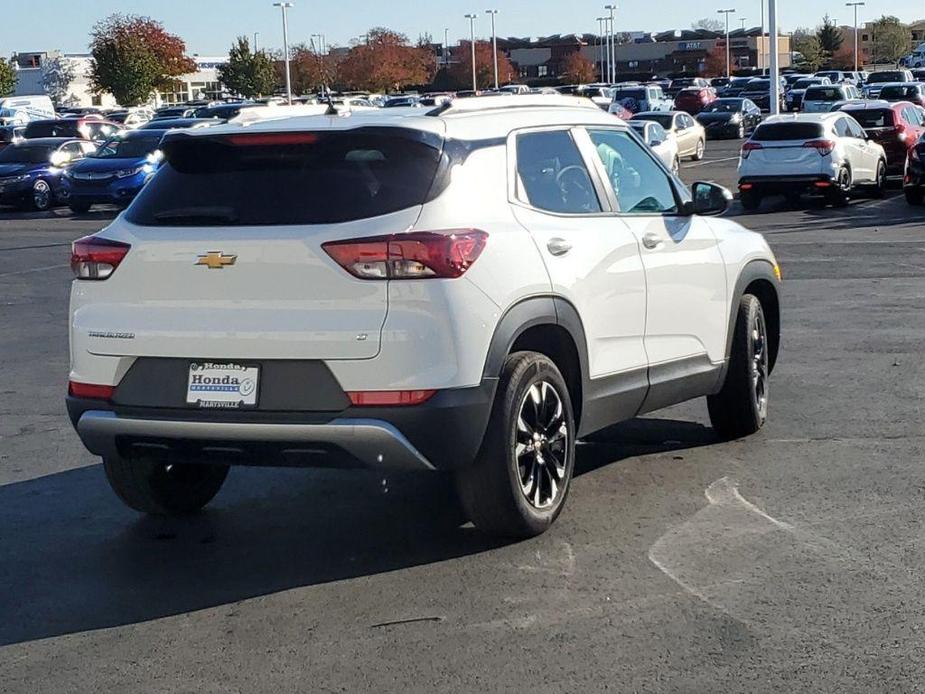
[718,259,781,384]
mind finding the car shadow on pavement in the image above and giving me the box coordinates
[0,417,711,647]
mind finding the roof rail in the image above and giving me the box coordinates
[426,93,601,117]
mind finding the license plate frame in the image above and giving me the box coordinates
[186,361,260,409]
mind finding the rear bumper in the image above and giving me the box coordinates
[67,380,496,472]
[738,174,836,194]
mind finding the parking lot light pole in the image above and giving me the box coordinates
[597,17,606,81]
[846,2,864,73]
[465,14,478,92]
[273,2,294,105]
[768,0,780,115]
[605,5,617,83]
[486,10,499,89]
[444,28,450,68]
[717,8,736,79]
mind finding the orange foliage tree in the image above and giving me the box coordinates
[287,44,339,94]
[338,28,435,92]
[449,41,517,90]
[562,52,596,83]
[702,45,728,77]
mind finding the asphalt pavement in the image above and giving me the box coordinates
[2,149,925,692]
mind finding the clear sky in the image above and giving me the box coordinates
[1,0,921,56]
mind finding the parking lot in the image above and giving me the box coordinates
[2,147,924,692]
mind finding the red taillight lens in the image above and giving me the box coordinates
[347,390,437,406]
[741,141,763,159]
[803,139,836,156]
[68,381,115,400]
[70,235,131,280]
[894,125,908,142]
[322,230,488,280]
[225,132,320,146]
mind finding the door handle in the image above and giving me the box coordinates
[547,237,572,256]
[641,233,663,250]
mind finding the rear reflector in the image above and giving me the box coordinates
[738,182,754,190]
[813,181,832,188]
[68,381,115,400]
[323,230,488,280]
[347,390,437,406]
[71,236,131,280]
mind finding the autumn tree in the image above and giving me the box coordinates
[89,14,195,105]
[830,44,856,69]
[0,59,15,97]
[562,52,596,83]
[868,16,912,64]
[703,46,728,77]
[338,28,435,92]
[449,41,516,90]
[219,36,277,98]
[692,17,726,33]
[287,44,338,94]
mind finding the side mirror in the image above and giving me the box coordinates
[648,138,663,147]
[691,181,732,216]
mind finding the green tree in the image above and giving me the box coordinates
[793,33,825,71]
[868,16,912,64]
[218,37,277,98]
[89,14,195,106]
[816,15,844,54]
[0,59,16,97]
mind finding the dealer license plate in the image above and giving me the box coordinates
[186,361,259,408]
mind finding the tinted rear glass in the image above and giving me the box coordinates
[868,72,907,83]
[880,86,917,99]
[24,121,79,138]
[805,87,842,101]
[744,80,771,91]
[613,88,647,100]
[633,113,673,128]
[0,144,55,163]
[127,128,443,226]
[844,109,895,128]
[752,122,824,141]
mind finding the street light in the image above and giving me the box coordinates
[465,14,478,92]
[311,33,326,55]
[273,2,293,104]
[605,5,617,83]
[846,2,865,73]
[444,28,450,69]
[597,17,606,81]
[486,10,499,89]
[254,32,260,52]
[739,17,748,29]
[717,8,736,79]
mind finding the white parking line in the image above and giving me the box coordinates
[0,263,69,278]
[682,156,739,168]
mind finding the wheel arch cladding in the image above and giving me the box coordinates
[482,296,588,429]
[729,260,781,373]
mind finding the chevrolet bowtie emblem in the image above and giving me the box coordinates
[195,251,237,269]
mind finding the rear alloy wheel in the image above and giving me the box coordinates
[31,179,52,211]
[456,351,575,538]
[870,160,887,199]
[692,138,705,161]
[828,167,851,207]
[708,294,770,440]
[103,454,229,515]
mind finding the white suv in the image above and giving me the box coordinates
[738,113,887,210]
[67,95,782,538]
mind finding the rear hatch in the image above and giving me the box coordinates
[73,125,446,361]
[740,121,828,175]
[845,109,897,148]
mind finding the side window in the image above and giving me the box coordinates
[833,118,851,138]
[62,142,84,160]
[515,130,602,215]
[846,118,866,139]
[586,128,678,215]
[649,122,667,143]
[79,141,97,156]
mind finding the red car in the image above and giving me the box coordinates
[673,87,717,115]
[839,101,925,175]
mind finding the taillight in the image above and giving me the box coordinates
[894,124,908,142]
[741,141,763,158]
[70,235,131,280]
[803,139,836,156]
[68,381,115,400]
[347,390,437,406]
[322,230,488,280]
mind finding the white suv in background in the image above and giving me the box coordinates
[737,113,887,210]
[67,95,782,538]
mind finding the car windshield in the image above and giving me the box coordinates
[744,80,771,92]
[24,121,78,138]
[703,99,743,113]
[868,72,906,83]
[0,144,55,164]
[880,86,917,99]
[794,79,821,89]
[92,135,162,159]
[633,113,673,128]
[805,88,843,101]
[127,128,444,226]
[752,122,825,141]
[844,109,895,128]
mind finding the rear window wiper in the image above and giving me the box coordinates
[152,207,239,224]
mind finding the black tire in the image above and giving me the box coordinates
[827,167,851,207]
[871,160,887,199]
[455,351,576,538]
[906,187,925,205]
[692,138,705,161]
[739,190,761,211]
[68,201,92,214]
[103,454,229,515]
[707,294,770,440]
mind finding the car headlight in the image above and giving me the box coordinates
[729,114,742,123]
[115,166,145,179]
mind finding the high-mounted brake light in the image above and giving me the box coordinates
[322,230,488,280]
[803,139,836,156]
[225,133,320,146]
[70,236,131,280]
[347,390,437,406]
[68,381,115,400]
[740,141,763,158]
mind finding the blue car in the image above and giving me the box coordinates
[0,137,95,211]
[63,130,166,212]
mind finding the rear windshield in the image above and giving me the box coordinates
[880,85,918,99]
[805,87,842,101]
[752,122,824,141]
[613,88,647,100]
[0,144,55,164]
[127,128,444,226]
[633,113,673,128]
[868,72,907,83]
[844,109,895,128]
[794,79,822,89]
[93,135,163,159]
[24,121,78,138]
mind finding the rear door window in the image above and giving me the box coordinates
[515,130,602,215]
[127,128,445,226]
